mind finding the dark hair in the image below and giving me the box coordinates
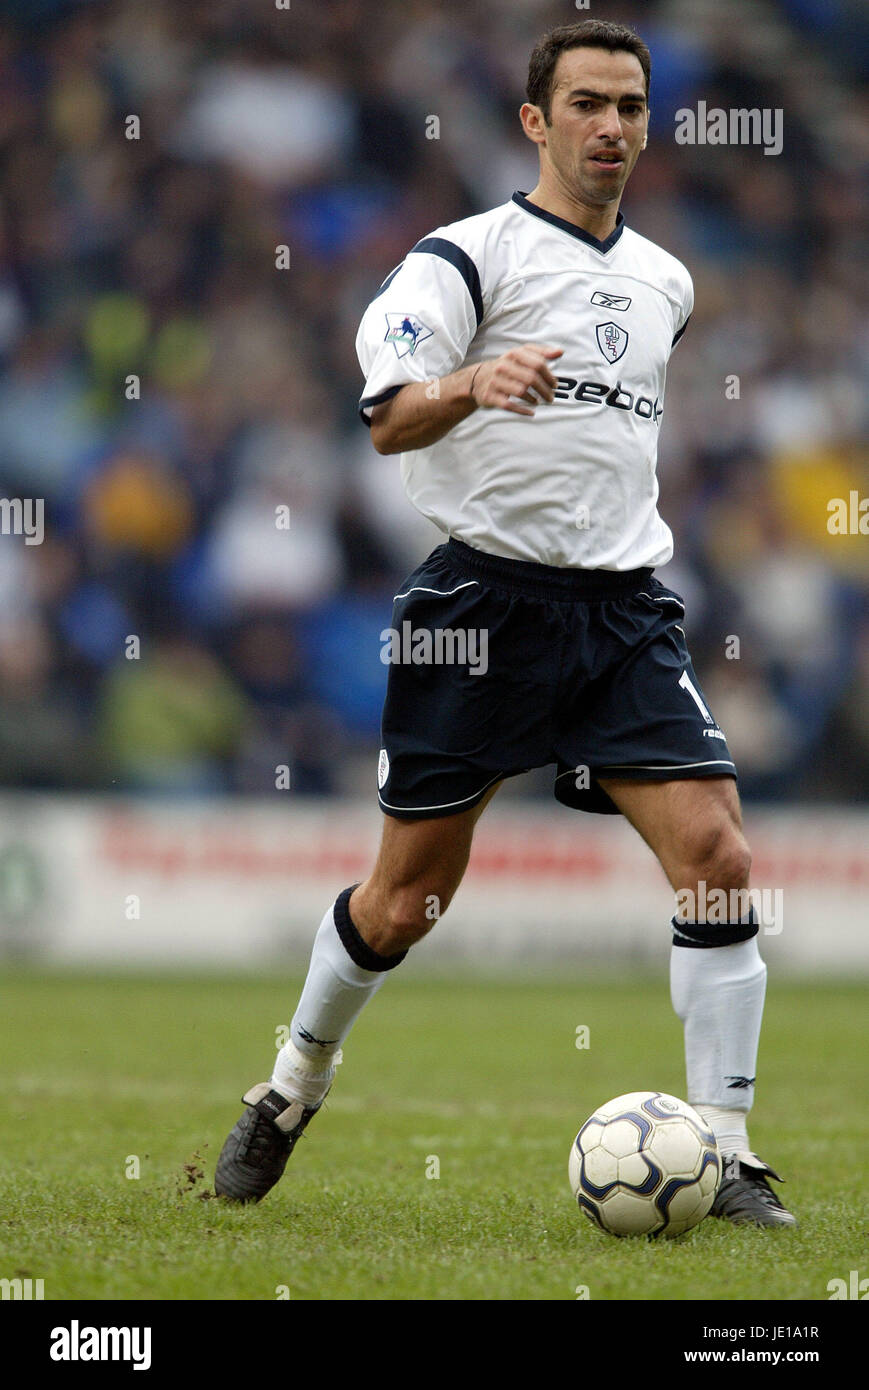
[526,20,651,125]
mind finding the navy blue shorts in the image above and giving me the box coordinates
[377,539,736,818]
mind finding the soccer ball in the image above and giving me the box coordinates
[569,1091,720,1238]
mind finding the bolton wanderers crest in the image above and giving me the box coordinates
[595,321,629,363]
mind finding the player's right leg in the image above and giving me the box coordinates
[214,787,498,1202]
[216,536,561,1202]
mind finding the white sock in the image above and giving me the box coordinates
[670,933,767,1136]
[271,1038,343,1108]
[695,1104,749,1157]
[271,889,402,1106]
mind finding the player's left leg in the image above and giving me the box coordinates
[596,773,796,1227]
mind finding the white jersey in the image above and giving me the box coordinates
[355,191,693,571]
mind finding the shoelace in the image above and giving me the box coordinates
[719,1169,786,1214]
[237,1107,290,1164]
[744,1172,785,1207]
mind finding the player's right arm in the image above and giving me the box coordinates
[369,344,564,455]
[356,235,563,455]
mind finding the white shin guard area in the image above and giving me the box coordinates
[291,900,390,1055]
[670,935,767,1114]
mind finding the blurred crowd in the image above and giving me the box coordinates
[0,0,866,803]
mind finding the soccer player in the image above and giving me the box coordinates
[215,20,795,1227]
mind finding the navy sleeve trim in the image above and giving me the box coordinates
[370,262,404,301]
[672,314,691,348]
[358,382,404,427]
[408,236,484,327]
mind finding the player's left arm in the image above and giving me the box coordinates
[670,268,694,350]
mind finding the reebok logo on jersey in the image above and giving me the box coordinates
[591,291,632,311]
[554,377,663,424]
[384,312,433,358]
[725,1076,756,1089]
[595,322,629,363]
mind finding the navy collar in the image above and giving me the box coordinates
[512,191,625,253]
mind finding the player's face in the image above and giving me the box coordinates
[540,48,649,207]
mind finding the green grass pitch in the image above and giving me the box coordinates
[1,968,866,1301]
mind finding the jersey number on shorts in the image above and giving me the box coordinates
[678,669,714,725]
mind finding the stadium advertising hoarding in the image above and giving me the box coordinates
[0,795,865,972]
